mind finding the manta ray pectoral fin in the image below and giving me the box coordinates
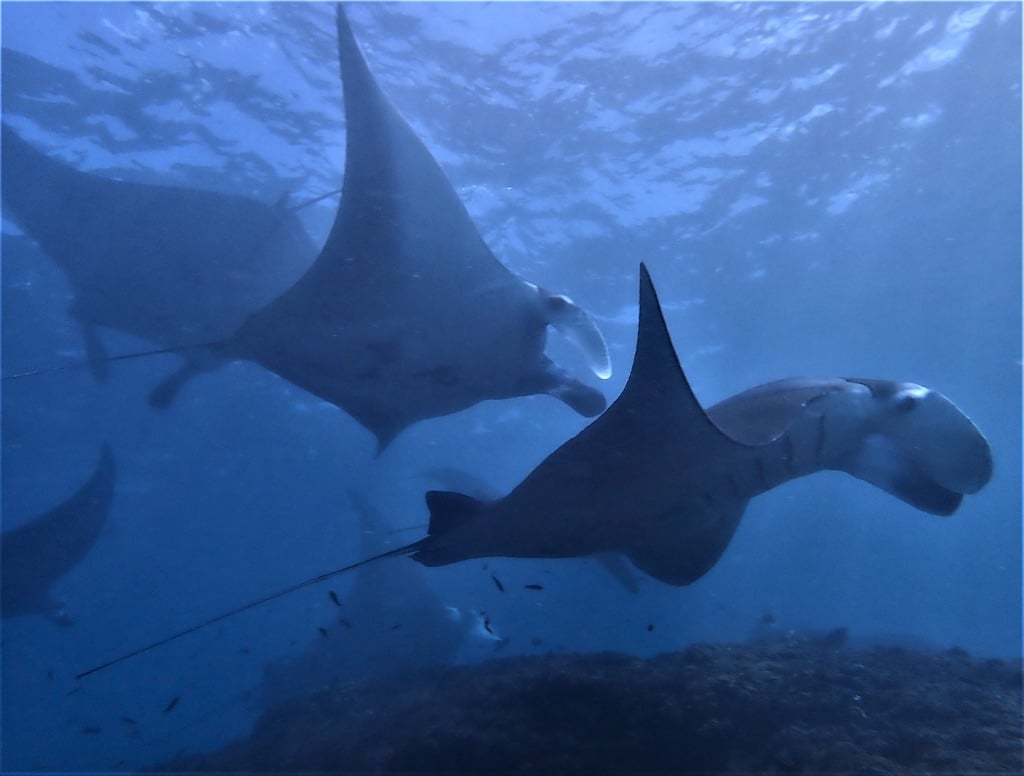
[842,434,963,516]
[626,501,748,587]
[541,290,612,380]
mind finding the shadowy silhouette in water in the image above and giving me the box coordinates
[2,444,115,625]
[0,123,317,386]
[258,488,501,708]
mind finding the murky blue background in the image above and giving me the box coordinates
[2,2,1020,771]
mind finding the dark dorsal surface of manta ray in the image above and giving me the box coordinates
[412,263,992,585]
[150,4,610,450]
[74,263,992,680]
[421,465,643,593]
[0,122,318,384]
[2,443,116,625]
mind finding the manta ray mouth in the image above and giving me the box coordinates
[849,434,965,516]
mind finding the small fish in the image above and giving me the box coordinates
[120,716,137,726]
[318,627,328,637]
[163,696,180,713]
[491,574,505,593]
[483,616,494,635]
[340,619,353,629]
[239,647,251,655]
[329,591,342,608]
[390,623,402,630]
[80,726,102,735]
[66,686,81,697]
[46,669,54,680]
[646,624,655,632]
[524,584,544,591]
[531,638,544,647]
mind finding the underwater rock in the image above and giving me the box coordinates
[155,641,1022,774]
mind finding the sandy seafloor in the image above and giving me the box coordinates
[157,637,1022,774]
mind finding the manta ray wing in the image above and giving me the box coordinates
[228,5,606,450]
[414,263,995,586]
[1,124,317,376]
[414,263,755,583]
[1,443,116,621]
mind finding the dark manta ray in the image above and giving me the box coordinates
[0,123,318,384]
[75,264,992,678]
[148,5,610,449]
[2,444,115,624]
[410,263,992,585]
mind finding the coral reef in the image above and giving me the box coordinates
[156,640,1022,773]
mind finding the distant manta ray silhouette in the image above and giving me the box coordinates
[0,123,319,385]
[75,263,992,679]
[259,488,501,708]
[2,443,116,625]
[141,3,610,449]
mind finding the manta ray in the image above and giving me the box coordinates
[75,263,992,679]
[409,263,993,584]
[144,4,610,449]
[0,123,318,385]
[2,443,116,624]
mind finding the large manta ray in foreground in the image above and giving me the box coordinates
[147,4,611,450]
[409,263,992,584]
[2,444,116,625]
[75,264,992,679]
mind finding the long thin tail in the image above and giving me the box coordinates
[2,341,221,382]
[74,539,424,680]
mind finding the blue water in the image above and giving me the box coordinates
[2,2,1020,771]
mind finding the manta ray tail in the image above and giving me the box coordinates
[75,537,426,680]
[3,341,221,385]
